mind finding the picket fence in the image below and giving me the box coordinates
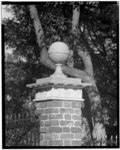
[5,112,40,146]
[5,112,118,147]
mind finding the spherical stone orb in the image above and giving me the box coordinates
[48,41,69,64]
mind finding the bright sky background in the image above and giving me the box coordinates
[2,5,14,19]
[0,1,119,150]
[2,5,14,54]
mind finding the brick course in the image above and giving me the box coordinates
[64,114,71,120]
[60,108,74,113]
[43,133,59,140]
[63,127,70,133]
[64,140,71,146]
[47,101,63,107]
[45,108,59,114]
[60,120,74,126]
[49,140,63,146]
[49,127,62,133]
[72,114,81,120]
[45,120,59,126]
[35,108,44,115]
[64,101,72,107]
[40,114,48,120]
[71,140,81,146]
[36,100,88,146]
[60,133,74,139]
[71,127,82,133]
[49,114,63,120]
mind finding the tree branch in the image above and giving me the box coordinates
[29,4,107,145]
[71,4,107,145]
[29,5,45,48]
[72,4,80,34]
[78,47,94,76]
[29,5,88,81]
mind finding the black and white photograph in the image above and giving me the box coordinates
[2,1,119,148]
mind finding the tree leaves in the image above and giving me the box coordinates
[3,2,117,136]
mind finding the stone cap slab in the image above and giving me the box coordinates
[34,87,84,102]
[26,76,92,89]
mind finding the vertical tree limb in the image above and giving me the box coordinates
[71,4,107,146]
[28,5,87,81]
[29,4,107,146]
[72,4,80,33]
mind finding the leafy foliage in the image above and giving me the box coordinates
[3,2,118,145]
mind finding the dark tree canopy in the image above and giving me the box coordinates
[3,1,118,145]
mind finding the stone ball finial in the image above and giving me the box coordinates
[48,42,69,64]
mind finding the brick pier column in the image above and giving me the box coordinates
[35,99,88,146]
[27,42,92,146]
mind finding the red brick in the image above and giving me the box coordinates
[49,127,62,133]
[45,120,59,126]
[45,108,59,114]
[74,121,82,126]
[40,134,44,140]
[72,114,81,120]
[49,114,63,120]
[40,140,49,146]
[60,133,74,139]
[64,140,71,146]
[60,108,73,114]
[40,121,45,126]
[64,114,71,120]
[40,114,48,120]
[36,102,47,108]
[81,102,85,109]
[74,108,81,114]
[64,101,72,107]
[71,140,81,146]
[63,127,70,133]
[72,101,81,108]
[71,127,82,133]
[44,133,59,140]
[60,120,73,126]
[47,101,63,107]
[49,140,63,146]
[40,127,48,133]
[75,133,83,139]
[35,108,44,115]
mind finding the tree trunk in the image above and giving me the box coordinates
[29,4,107,146]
